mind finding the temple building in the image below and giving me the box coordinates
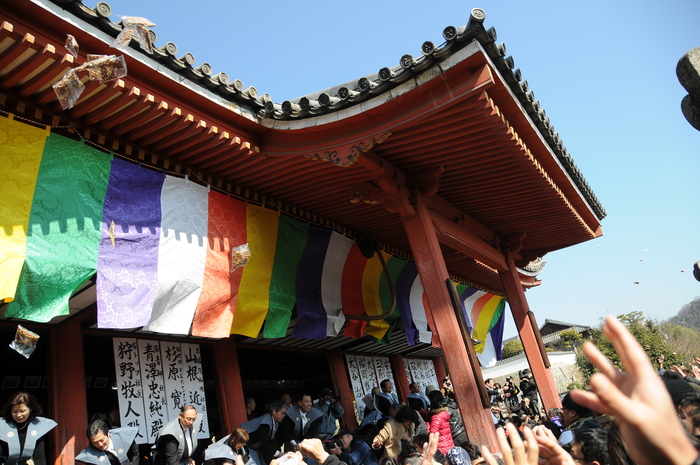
[0,1,605,463]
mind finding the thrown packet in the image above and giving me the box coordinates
[10,325,40,359]
[231,243,251,272]
[65,34,79,57]
[53,69,85,109]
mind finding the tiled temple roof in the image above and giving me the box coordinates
[47,0,606,220]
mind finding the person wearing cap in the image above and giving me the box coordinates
[281,393,324,451]
[558,392,602,447]
[327,429,377,465]
[313,388,344,440]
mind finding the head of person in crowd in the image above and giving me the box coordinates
[86,419,111,451]
[411,434,446,464]
[446,446,473,465]
[394,405,419,429]
[245,397,256,414]
[547,407,561,420]
[677,392,700,436]
[442,377,452,391]
[542,420,562,439]
[225,427,250,452]
[178,404,197,430]
[281,394,293,408]
[318,387,334,404]
[571,428,611,465]
[561,392,594,427]
[485,378,495,388]
[428,389,446,410]
[371,386,381,395]
[660,370,695,406]
[388,403,402,418]
[606,422,635,465]
[409,383,421,394]
[335,428,354,451]
[380,379,393,394]
[298,393,313,413]
[2,391,42,424]
[425,385,438,396]
[269,400,287,422]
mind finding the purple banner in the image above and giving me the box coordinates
[97,159,165,328]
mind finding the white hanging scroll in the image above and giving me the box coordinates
[113,338,209,444]
[113,338,148,443]
[403,358,438,393]
[181,343,210,439]
[138,340,167,442]
[160,342,186,425]
[345,354,366,422]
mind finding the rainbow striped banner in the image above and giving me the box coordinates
[1,119,442,345]
[456,284,506,366]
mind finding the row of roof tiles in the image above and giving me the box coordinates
[49,0,606,220]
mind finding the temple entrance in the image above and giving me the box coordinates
[236,347,332,415]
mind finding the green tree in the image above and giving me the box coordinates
[502,339,524,358]
[559,328,583,350]
[575,311,684,387]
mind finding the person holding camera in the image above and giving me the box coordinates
[313,388,345,440]
[327,429,377,465]
[519,369,540,416]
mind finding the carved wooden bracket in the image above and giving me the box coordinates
[303,131,392,167]
[503,233,526,258]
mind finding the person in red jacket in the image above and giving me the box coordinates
[426,391,455,455]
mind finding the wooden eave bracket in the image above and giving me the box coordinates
[430,209,508,271]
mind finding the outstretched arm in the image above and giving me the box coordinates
[570,315,698,465]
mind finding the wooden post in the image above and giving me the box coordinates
[401,198,497,447]
[390,354,410,404]
[326,349,358,430]
[213,338,247,432]
[498,255,561,411]
[51,320,88,465]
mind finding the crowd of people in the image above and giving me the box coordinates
[2,316,700,465]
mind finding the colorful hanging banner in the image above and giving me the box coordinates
[0,117,47,302]
[97,158,165,329]
[1,121,438,347]
[457,284,506,367]
[6,133,111,322]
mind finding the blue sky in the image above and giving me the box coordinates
[102,0,700,338]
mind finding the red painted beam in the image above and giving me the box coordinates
[498,255,560,411]
[430,210,508,271]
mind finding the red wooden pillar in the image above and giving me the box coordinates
[326,349,358,430]
[51,320,88,465]
[402,198,497,447]
[390,354,410,404]
[213,338,247,432]
[432,357,447,389]
[498,255,560,411]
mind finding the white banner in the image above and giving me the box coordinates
[181,343,210,439]
[403,358,438,394]
[113,338,148,443]
[113,338,209,443]
[138,340,168,442]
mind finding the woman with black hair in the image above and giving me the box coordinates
[0,392,57,465]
